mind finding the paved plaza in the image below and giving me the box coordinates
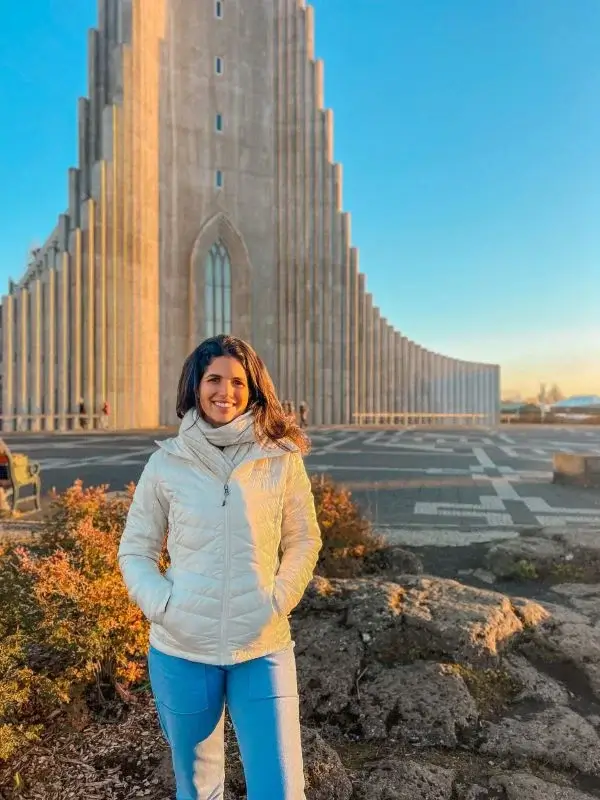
[3,426,600,546]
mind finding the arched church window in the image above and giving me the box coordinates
[205,241,231,338]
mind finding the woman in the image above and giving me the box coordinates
[118,335,321,800]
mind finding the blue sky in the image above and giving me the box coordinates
[0,0,598,397]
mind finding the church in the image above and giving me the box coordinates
[0,0,500,430]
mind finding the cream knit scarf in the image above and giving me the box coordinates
[178,408,258,482]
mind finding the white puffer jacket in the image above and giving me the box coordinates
[118,416,321,665]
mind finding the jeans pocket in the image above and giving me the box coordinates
[247,645,299,700]
[148,646,209,714]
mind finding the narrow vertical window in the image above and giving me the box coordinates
[205,242,232,337]
[215,0,223,19]
[215,170,223,189]
[215,113,223,132]
[215,56,223,75]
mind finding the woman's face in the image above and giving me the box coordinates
[198,356,250,427]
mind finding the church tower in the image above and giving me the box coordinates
[0,1,501,430]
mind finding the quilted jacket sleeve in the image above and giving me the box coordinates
[275,452,322,616]
[118,451,173,624]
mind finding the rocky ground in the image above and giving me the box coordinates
[4,529,600,799]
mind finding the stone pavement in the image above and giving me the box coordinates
[3,426,600,542]
[307,427,600,545]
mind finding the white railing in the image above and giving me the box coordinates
[352,412,488,426]
[0,414,111,432]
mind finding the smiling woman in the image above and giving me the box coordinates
[118,333,319,797]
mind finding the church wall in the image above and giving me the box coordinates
[2,0,502,432]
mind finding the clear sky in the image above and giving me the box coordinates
[0,0,598,399]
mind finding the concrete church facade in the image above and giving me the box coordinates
[1,0,500,430]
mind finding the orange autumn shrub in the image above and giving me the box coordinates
[310,474,383,577]
[0,484,154,762]
[16,517,149,689]
[0,544,68,761]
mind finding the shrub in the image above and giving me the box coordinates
[0,485,153,762]
[310,473,384,577]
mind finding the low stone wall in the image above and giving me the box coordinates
[553,452,600,489]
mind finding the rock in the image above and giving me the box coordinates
[353,758,455,799]
[487,530,600,583]
[300,576,545,668]
[302,728,353,800]
[360,576,541,667]
[367,545,424,576]
[481,707,600,775]
[521,604,600,701]
[486,537,566,579]
[471,569,497,585]
[503,654,570,706]
[552,583,600,617]
[489,771,598,800]
[358,662,478,746]
[293,616,364,721]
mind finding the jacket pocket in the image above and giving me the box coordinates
[150,582,173,626]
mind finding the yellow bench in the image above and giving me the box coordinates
[0,445,42,513]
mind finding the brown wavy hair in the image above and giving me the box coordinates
[176,335,310,454]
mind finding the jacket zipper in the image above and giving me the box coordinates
[220,480,231,657]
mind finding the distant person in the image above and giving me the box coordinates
[78,399,88,430]
[101,400,110,429]
[299,401,309,428]
[118,334,321,799]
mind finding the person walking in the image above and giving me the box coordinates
[299,401,309,429]
[118,334,321,800]
[101,400,110,429]
[78,399,88,430]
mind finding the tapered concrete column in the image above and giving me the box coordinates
[440,356,449,421]
[1,295,15,432]
[321,143,335,426]
[450,361,459,422]
[57,256,70,431]
[387,326,395,417]
[29,280,42,431]
[70,230,83,428]
[433,354,443,413]
[458,361,467,419]
[82,201,96,427]
[380,318,388,416]
[393,332,401,416]
[420,347,428,414]
[365,293,374,416]
[106,120,119,429]
[399,336,409,416]
[412,345,422,414]
[94,164,108,422]
[16,288,28,430]
[356,274,366,423]
[478,367,486,425]
[492,366,501,425]
[406,340,415,414]
[372,308,381,419]
[43,270,56,431]
[422,349,431,414]
[347,249,359,424]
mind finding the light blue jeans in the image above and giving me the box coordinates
[148,645,305,800]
